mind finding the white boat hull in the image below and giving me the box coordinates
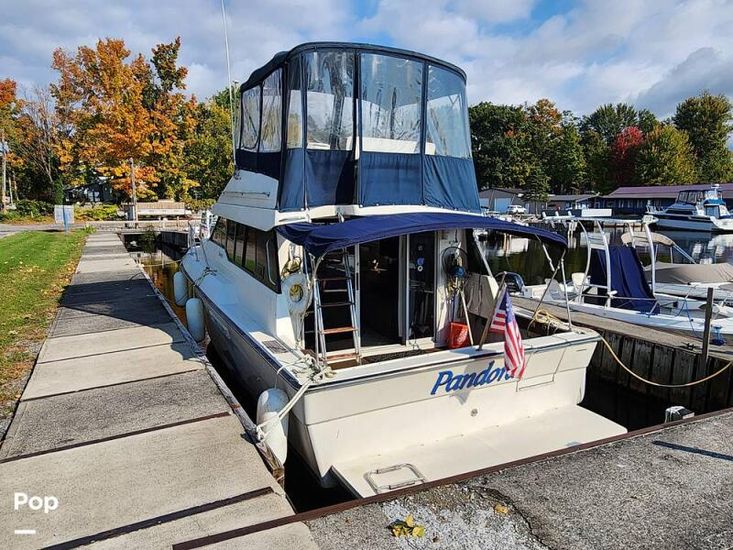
[654,215,733,233]
[182,249,625,496]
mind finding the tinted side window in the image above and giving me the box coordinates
[211,218,227,246]
[234,224,246,266]
[225,219,237,259]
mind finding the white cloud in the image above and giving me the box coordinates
[1,0,732,118]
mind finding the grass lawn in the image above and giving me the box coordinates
[0,231,87,426]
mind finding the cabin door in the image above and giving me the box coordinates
[358,237,401,347]
[406,232,436,340]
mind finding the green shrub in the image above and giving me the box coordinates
[75,204,120,221]
[14,200,55,217]
[184,198,215,213]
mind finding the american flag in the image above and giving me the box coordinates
[489,291,527,379]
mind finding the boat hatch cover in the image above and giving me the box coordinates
[277,212,567,258]
[331,405,624,497]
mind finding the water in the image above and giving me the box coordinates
[483,224,733,429]
[131,227,731,503]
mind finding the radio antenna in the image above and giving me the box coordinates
[221,0,236,161]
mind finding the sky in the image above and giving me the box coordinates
[2,0,733,118]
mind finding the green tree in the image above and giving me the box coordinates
[469,102,534,189]
[637,108,659,134]
[673,91,733,182]
[524,164,549,202]
[581,103,638,144]
[184,94,234,199]
[581,129,613,192]
[546,123,587,193]
[635,126,697,185]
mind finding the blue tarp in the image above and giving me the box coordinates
[589,246,659,314]
[276,213,567,257]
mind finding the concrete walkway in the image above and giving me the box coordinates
[0,233,316,549]
[307,410,733,549]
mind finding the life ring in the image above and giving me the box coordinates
[282,272,312,315]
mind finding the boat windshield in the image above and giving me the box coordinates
[704,187,722,201]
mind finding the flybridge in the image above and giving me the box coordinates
[231,42,481,213]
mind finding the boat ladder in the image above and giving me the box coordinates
[312,249,361,366]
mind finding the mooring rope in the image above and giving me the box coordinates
[530,308,733,389]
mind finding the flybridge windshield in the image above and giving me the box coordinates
[678,188,723,204]
[235,43,480,212]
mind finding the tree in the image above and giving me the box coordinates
[14,87,61,197]
[581,129,613,192]
[51,37,197,200]
[637,109,659,134]
[469,102,534,189]
[635,126,697,185]
[610,126,644,187]
[184,94,234,199]
[547,123,586,193]
[673,91,733,182]
[581,103,639,144]
[524,164,549,202]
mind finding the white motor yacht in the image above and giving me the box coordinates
[179,42,624,497]
[650,184,733,232]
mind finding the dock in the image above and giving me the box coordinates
[305,409,733,550]
[0,233,316,549]
[171,410,732,549]
[513,296,733,416]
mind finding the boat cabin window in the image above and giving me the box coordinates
[426,65,471,158]
[304,50,354,151]
[260,70,282,153]
[209,218,281,292]
[705,206,720,217]
[286,57,303,149]
[360,54,423,153]
[240,87,261,151]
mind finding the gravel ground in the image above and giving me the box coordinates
[307,412,733,549]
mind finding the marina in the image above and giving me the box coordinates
[1,18,732,547]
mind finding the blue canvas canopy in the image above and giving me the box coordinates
[277,213,567,258]
[589,246,659,314]
[235,42,481,213]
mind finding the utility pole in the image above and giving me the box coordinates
[1,129,7,210]
[129,158,138,223]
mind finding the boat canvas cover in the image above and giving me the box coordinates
[277,213,567,257]
[652,261,733,285]
[589,246,659,314]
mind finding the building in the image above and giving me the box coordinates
[479,188,545,214]
[599,183,733,215]
[479,189,602,215]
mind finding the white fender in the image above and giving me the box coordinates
[256,388,289,465]
[173,271,188,306]
[185,297,206,342]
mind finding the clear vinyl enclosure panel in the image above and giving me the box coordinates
[235,43,480,211]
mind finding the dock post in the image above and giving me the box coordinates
[699,287,714,373]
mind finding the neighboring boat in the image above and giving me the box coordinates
[521,218,733,338]
[623,229,733,302]
[179,42,624,497]
[649,184,733,232]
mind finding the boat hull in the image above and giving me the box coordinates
[654,215,733,233]
[183,261,624,492]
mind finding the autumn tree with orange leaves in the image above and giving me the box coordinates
[51,37,197,200]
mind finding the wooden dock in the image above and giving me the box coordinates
[514,296,733,415]
[0,233,316,549]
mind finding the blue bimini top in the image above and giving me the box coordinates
[277,212,567,258]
